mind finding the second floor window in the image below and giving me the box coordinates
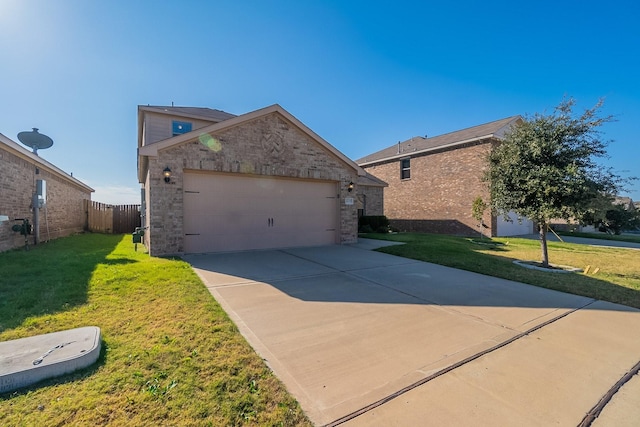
[172,121,192,136]
[401,158,411,179]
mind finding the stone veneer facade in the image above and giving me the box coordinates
[362,141,495,236]
[143,111,359,256]
[0,138,92,252]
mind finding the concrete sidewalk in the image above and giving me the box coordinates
[185,240,640,426]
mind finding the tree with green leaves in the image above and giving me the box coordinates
[485,98,626,267]
[601,204,640,234]
[471,196,488,239]
[579,191,615,229]
[580,193,640,234]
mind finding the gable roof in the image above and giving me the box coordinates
[357,171,388,187]
[138,104,365,182]
[0,133,94,193]
[356,115,522,166]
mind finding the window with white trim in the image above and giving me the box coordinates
[400,157,411,179]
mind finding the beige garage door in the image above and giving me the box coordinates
[183,172,339,253]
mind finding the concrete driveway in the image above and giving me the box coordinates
[184,240,640,426]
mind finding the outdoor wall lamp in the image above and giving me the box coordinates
[163,167,171,183]
[347,181,354,192]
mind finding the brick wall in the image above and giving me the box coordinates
[0,145,91,252]
[358,185,384,216]
[145,112,358,256]
[362,141,494,236]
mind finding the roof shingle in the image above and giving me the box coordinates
[141,105,236,122]
[356,115,521,165]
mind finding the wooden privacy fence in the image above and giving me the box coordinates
[85,200,141,234]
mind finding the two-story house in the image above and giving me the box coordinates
[356,116,534,237]
[137,104,384,256]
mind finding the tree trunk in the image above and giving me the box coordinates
[539,222,549,267]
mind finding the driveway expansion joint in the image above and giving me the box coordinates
[579,358,640,427]
[323,299,597,427]
[185,246,639,426]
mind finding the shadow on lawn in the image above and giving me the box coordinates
[0,234,123,334]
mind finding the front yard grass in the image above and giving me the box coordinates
[363,233,640,309]
[557,230,640,244]
[2,232,637,425]
[0,233,310,426]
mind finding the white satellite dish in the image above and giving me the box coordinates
[17,128,54,155]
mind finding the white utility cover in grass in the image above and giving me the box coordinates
[183,172,339,253]
[0,326,101,393]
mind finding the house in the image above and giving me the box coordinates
[0,133,93,252]
[614,196,635,211]
[356,116,534,237]
[137,104,381,256]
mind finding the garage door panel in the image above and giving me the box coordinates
[184,173,338,253]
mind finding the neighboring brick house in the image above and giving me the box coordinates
[0,133,93,252]
[614,196,635,211]
[137,104,376,256]
[356,116,534,237]
[551,196,637,233]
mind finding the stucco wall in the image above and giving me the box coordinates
[0,145,91,252]
[362,141,494,236]
[145,112,358,256]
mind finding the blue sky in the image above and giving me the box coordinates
[1,0,638,203]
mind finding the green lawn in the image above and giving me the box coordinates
[0,234,311,426]
[558,230,640,244]
[363,233,640,309]
[2,232,638,425]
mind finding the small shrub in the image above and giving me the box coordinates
[359,216,390,233]
[359,224,374,233]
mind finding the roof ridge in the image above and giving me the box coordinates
[356,115,521,165]
[0,133,94,192]
[146,105,230,111]
[138,105,238,125]
[404,115,521,143]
